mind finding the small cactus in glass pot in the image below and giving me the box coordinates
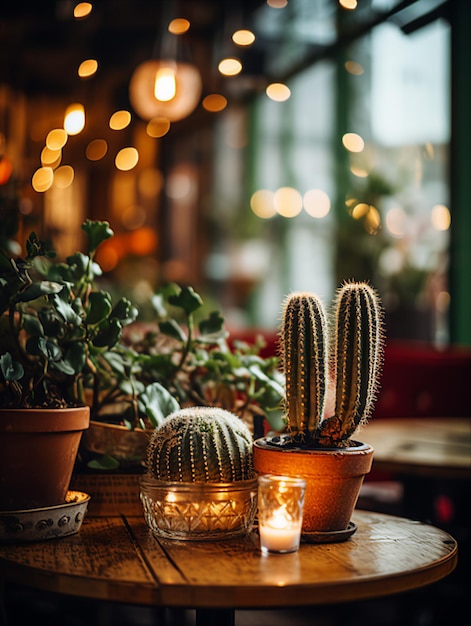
[141,406,257,540]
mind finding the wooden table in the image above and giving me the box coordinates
[361,417,471,479]
[0,510,458,626]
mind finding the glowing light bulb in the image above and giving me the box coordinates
[154,67,176,102]
[64,103,85,135]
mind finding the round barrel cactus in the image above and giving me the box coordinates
[146,406,254,482]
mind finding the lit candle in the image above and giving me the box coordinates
[258,475,306,554]
[259,506,302,553]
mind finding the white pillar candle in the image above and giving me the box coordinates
[259,507,302,554]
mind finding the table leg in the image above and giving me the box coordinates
[195,608,235,626]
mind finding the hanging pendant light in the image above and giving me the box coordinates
[129,2,202,123]
[129,59,202,122]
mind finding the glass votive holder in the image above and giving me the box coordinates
[257,474,306,555]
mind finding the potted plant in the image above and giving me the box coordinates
[0,219,138,512]
[82,282,284,470]
[140,405,258,540]
[253,281,384,539]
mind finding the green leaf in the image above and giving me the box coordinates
[53,293,83,326]
[46,262,73,283]
[111,297,139,325]
[87,455,120,470]
[199,310,225,335]
[139,353,176,379]
[82,220,114,255]
[25,232,56,260]
[65,252,89,281]
[264,409,286,433]
[37,337,62,362]
[150,293,167,317]
[30,255,54,278]
[102,350,128,376]
[23,313,44,336]
[159,319,187,343]
[140,382,180,428]
[64,342,87,374]
[92,318,122,348]
[119,379,145,397]
[168,285,203,315]
[50,358,76,375]
[0,352,24,381]
[15,281,63,302]
[0,281,11,316]
[87,291,113,325]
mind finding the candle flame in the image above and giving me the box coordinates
[269,507,291,529]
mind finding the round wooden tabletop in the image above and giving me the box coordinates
[0,510,458,610]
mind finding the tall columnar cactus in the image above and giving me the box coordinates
[146,406,254,482]
[281,281,383,448]
[282,292,328,439]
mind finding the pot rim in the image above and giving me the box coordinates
[140,475,258,492]
[89,419,149,434]
[253,436,373,455]
[0,405,90,433]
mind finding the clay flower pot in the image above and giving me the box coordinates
[253,438,374,533]
[0,406,90,511]
[81,420,151,467]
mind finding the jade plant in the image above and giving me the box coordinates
[0,220,139,410]
[125,283,284,434]
[276,281,383,448]
[82,283,284,470]
[146,406,254,482]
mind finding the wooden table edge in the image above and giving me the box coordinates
[155,546,458,608]
[0,511,459,609]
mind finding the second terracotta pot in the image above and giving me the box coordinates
[253,438,374,533]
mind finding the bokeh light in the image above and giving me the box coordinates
[86,139,108,161]
[109,110,132,130]
[431,204,451,231]
[250,189,276,219]
[146,117,171,138]
[266,83,291,102]
[78,59,98,78]
[53,165,75,188]
[115,147,139,171]
[218,58,242,76]
[274,187,303,218]
[232,30,255,46]
[74,3,92,19]
[168,18,190,34]
[202,94,228,112]
[32,167,54,192]
[46,129,67,150]
[342,132,364,152]
[303,189,331,218]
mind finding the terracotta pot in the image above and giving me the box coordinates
[0,406,90,511]
[253,438,374,533]
[81,420,151,467]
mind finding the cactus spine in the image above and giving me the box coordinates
[281,282,383,448]
[147,406,254,482]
